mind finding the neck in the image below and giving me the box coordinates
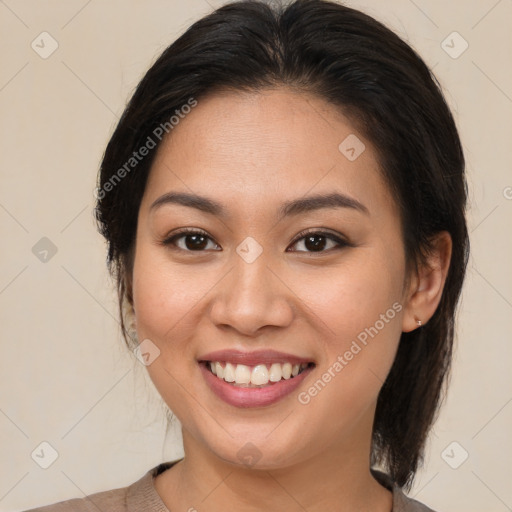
[157,429,392,512]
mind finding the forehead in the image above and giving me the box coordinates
[142,87,394,218]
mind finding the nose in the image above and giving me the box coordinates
[209,247,294,336]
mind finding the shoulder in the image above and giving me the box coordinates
[393,489,438,512]
[21,462,175,512]
[22,486,128,512]
[372,470,439,512]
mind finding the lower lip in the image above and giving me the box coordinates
[199,363,313,408]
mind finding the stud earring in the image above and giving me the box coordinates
[416,319,422,327]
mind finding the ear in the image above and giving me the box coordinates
[120,248,137,332]
[121,247,136,313]
[402,231,452,332]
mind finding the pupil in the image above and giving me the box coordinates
[186,234,207,250]
[184,234,326,251]
[305,235,326,251]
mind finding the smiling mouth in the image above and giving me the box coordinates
[201,361,315,388]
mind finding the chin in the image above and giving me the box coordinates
[200,430,310,472]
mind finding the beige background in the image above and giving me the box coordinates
[1,1,511,511]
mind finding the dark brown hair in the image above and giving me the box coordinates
[95,0,469,490]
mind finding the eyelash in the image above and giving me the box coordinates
[160,228,351,254]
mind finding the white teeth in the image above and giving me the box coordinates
[234,364,251,384]
[251,364,269,385]
[223,362,236,382]
[269,363,282,382]
[208,361,310,386]
[282,362,292,379]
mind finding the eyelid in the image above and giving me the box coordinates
[161,227,351,253]
[287,228,351,252]
[161,227,220,250]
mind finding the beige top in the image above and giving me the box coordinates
[24,460,436,511]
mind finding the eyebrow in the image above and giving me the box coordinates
[150,191,369,219]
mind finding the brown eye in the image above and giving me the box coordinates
[162,229,220,251]
[180,233,209,251]
[288,230,349,253]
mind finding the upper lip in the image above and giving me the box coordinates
[198,349,314,366]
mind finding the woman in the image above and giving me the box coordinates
[26,0,468,510]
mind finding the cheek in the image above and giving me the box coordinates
[132,245,205,342]
[299,252,404,343]
[131,246,205,417]
[295,249,405,404]
[131,248,199,404]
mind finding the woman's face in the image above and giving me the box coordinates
[132,88,411,469]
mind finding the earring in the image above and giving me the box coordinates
[416,319,422,327]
